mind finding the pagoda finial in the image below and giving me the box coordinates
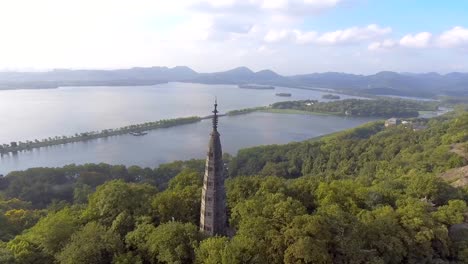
[212,97,218,131]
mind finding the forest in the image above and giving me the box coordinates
[0,107,467,263]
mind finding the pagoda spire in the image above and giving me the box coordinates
[212,97,218,131]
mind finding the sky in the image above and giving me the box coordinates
[0,0,467,74]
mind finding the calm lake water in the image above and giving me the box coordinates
[0,83,372,174]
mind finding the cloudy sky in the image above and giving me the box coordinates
[0,0,467,74]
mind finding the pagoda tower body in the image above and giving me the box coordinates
[199,100,227,236]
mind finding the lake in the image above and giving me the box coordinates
[0,82,364,143]
[0,83,372,174]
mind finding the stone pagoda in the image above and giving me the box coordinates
[199,100,227,236]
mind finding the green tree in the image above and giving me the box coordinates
[358,206,407,263]
[0,242,15,264]
[283,214,333,264]
[21,207,81,255]
[230,193,306,228]
[222,235,266,264]
[195,236,229,264]
[6,237,52,264]
[396,198,450,263]
[152,187,200,224]
[146,221,201,264]
[167,169,203,190]
[432,199,467,225]
[3,209,41,234]
[56,222,123,264]
[152,169,202,224]
[125,223,156,263]
[225,176,261,209]
[315,180,368,214]
[84,180,156,229]
[73,183,93,204]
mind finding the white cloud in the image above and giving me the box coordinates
[263,24,391,45]
[438,26,468,48]
[316,24,391,45]
[261,0,289,9]
[368,39,397,51]
[264,29,295,43]
[257,45,277,55]
[294,30,319,44]
[369,29,468,51]
[399,32,432,48]
[368,32,432,51]
[261,0,342,14]
[193,0,344,15]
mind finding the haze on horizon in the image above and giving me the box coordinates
[1,0,468,75]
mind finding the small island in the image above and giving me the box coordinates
[238,84,275,90]
[275,93,292,97]
[322,94,341,99]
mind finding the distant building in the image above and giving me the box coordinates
[200,100,227,236]
[385,118,401,127]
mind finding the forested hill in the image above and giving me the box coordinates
[0,109,468,263]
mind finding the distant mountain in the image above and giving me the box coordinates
[288,70,468,97]
[1,66,467,98]
[192,67,287,84]
[289,72,366,89]
[0,66,198,82]
[0,66,198,89]
[193,67,255,84]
